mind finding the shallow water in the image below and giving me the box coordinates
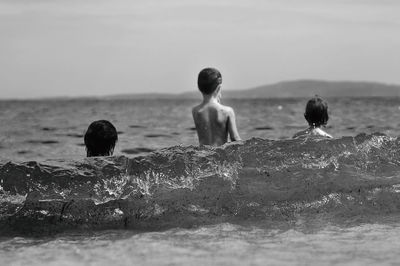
[2,222,400,266]
[2,98,400,265]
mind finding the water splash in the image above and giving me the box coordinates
[2,133,400,235]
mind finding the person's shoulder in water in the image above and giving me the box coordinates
[192,67,241,146]
[84,120,118,157]
[293,96,333,139]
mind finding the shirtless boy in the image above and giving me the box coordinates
[293,96,333,139]
[192,68,241,146]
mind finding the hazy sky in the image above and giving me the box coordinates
[1,0,399,98]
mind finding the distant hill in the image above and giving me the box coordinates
[104,93,176,100]
[102,80,400,100]
[178,80,400,99]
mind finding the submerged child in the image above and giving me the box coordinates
[293,96,333,139]
[84,120,118,157]
[192,68,241,146]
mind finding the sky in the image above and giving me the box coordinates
[0,0,399,98]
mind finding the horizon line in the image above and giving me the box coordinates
[1,78,400,101]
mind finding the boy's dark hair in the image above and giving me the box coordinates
[84,120,118,157]
[304,96,329,127]
[197,68,222,95]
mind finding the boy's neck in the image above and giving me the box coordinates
[202,94,219,104]
[308,124,321,129]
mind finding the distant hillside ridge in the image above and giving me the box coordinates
[178,80,400,99]
[102,80,400,100]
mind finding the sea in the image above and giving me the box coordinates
[1,97,400,265]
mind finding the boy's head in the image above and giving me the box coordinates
[197,68,222,95]
[84,120,118,157]
[304,96,329,127]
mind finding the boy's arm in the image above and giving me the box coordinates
[191,107,198,130]
[227,107,241,141]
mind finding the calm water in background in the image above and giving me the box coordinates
[1,97,400,162]
[2,97,400,266]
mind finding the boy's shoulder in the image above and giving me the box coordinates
[218,103,235,115]
[192,102,208,115]
[192,102,234,113]
[192,103,202,113]
[315,128,332,138]
[293,129,309,139]
[293,128,332,139]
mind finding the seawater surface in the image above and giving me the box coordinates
[1,97,400,161]
[2,98,400,265]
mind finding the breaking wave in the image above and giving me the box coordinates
[2,133,400,235]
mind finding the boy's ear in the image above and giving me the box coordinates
[215,85,221,94]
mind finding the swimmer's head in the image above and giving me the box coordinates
[197,68,222,95]
[84,120,118,157]
[304,96,329,127]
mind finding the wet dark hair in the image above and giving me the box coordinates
[197,68,222,95]
[84,120,118,157]
[304,96,329,127]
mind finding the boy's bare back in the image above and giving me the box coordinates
[192,68,240,146]
[192,101,240,146]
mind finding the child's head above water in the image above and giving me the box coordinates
[197,68,222,95]
[304,96,329,127]
[84,120,118,157]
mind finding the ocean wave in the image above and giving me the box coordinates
[1,133,400,235]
